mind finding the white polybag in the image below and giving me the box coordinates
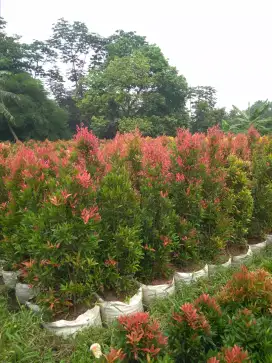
[208,257,232,276]
[99,287,144,324]
[2,270,18,288]
[0,260,6,277]
[231,246,253,266]
[174,264,208,285]
[142,278,175,306]
[266,234,272,246]
[26,301,41,313]
[249,240,267,254]
[43,305,102,337]
[15,283,38,304]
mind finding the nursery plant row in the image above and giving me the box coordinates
[1,126,272,326]
[0,235,271,338]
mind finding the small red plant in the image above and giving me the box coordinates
[104,348,126,362]
[217,266,272,313]
[194,293,222,316]
[207,345,250,363]
[173,302,211,333]
[116,312,167,361]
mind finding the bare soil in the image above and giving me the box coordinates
[148,277,173,286]
[175,261,206,273]
[100,285,139,303]
[248,237,265,245]
[101,289,128,302]
[53,301,94,321]
[210,250,230,265]
[227,244,248,257]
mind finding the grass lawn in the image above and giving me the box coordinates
[1,246,272,363]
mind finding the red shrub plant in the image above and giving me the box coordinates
[114,312,167,362]
[207,345,250,363]
[167,267,272,362]
[0,126,272,316]
[217,266,272,315]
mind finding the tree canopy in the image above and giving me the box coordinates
[223,101,272,134]
[79,34,188,138]
[0,16,271,140]
[0,18,70,141]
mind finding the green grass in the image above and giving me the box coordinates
[0,246,272,362]
[150,246,272,328]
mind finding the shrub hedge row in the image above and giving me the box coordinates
[1,126,272,314]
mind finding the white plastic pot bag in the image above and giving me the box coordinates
[249,240,267,254]
[208,258,232,276]
[99,287,144,325]
[2,270,18,288]
[0,260,6,277]
[26,301,41,314]
[232,246,253,266]
[174,264,208,285]
[142,278,175,307]
[43,305,102,338]
[15,283,37,304]
[266,234,272,246]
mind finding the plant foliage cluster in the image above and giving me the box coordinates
[0,126,272,316]
[2,259,272,362]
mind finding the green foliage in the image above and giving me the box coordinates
[79,44,188,138]
[224,101,272,134]
[119,117,153,136]
[167,302,215,362]
[139,177,177,282]
[0,72,70,141]
[1,248,272,362]
[0,294,113,363]
[98,167,143,294]
[223,310,272,362]
[226,156,253,244]
[189,86,226,133]
[249,141,272,237]
[217,266,272,315]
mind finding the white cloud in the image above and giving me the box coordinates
[2,0,272,109]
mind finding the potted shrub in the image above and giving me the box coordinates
[97,166,144,322]
[125,137,177,305]
[2,261,19,288]
[248,139,272,245]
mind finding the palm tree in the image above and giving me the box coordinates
[0,71,19,141]
[222,101,272,134]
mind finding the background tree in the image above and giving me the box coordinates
[0,17,70,141]
[79,38,188,138]
[250,100,272,118]
[0,71,19,141]
[189,86,226,133]
[5,16,270,141]
[0,72,70,141]
[223,101,272,134]
[48,18,102,94]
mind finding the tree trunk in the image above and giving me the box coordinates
[7,122,19,142]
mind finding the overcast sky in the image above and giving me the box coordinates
[2,0,272,109]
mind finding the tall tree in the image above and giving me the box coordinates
[0,72,70,141]
[0,71,19,141]
[223,101,272,134]
[250,100,272,118]
[92,30,147,68]
[49,18,101,95]
[0,18,29,73]
[189,86,225,133]
[80,40,188,138]
[0,18,70,141]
